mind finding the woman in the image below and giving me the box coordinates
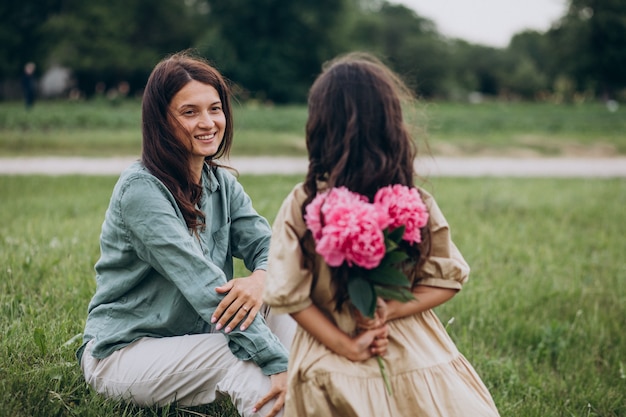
[77,52,294,417]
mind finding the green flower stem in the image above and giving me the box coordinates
[377,355,393,396]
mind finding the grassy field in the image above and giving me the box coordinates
[0,174,624,417]
[0,99,624,157]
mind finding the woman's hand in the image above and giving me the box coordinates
[211,270,265,333]
[252,371,287,417]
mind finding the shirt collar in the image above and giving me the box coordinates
[202,162,220,193]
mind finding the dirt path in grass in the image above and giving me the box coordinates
[1,156,625,177]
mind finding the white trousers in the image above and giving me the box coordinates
[81,309,296,417]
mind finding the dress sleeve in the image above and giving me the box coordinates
[264,184,314,314]
[415,189,470,290]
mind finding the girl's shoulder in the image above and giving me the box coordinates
[286,182,315,213]
[291,182,307,201]
[275,182,307,222]
[413,186,449,230]
[415,185,434,202]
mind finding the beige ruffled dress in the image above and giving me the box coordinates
[264,183,500,417]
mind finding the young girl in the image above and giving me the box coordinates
[263,52,500,416]
[78,52,294,417]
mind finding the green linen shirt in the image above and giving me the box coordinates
[77,161,288,376]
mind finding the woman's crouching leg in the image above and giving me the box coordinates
[80,334,281,417]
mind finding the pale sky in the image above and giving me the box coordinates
[393,0,568,48]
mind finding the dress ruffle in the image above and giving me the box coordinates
[284,310,500,417]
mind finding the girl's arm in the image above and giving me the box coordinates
[385,285,457,321]
[291,304,389,361]
[355,287,457,330]
[368,190,467,323]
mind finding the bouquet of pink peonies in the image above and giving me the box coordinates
[305,184,429,395]
[305,184,429,318]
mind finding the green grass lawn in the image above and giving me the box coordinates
[1,174,624,416]
[1,99,624,157]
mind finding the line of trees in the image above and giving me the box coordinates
[1,0,625,103]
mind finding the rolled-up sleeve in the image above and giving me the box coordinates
[416,190,470,290]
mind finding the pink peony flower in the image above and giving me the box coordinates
[305,187,367,239]
[374,185,429,244]
[306,187,388,269]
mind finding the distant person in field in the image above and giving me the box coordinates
[77,51,295,417]
[263,52,501,416]
[21,62,36,109]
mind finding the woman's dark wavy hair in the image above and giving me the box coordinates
[302,52,430,310]
[141,51,234,233]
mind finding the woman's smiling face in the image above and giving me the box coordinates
[169,79,226,165]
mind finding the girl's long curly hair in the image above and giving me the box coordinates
[301,52,430,310]
[141,51,234,233]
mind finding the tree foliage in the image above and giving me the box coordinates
[0,0,62,77]
[349,3,450,98]
[548,0,626,98]
[196,0,351,103]
[505,31,550,98]
[0,0,624,102]
[40,0,205,96]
